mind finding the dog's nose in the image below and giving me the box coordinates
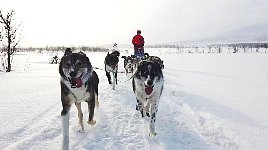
[69,71,77,78]
[147,80,153,86]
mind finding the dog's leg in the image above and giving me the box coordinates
[106,71,112,84]
[138,102,146,118]
[149,101,158,137]
[112,72,115,90]
[75,102,84,131]
[115,72,118,84]
[94,81,99,107]
[61,107,70,150]
[145,102,150,117]
[136,99,142,111]
[95,93,99,108]
[141,104,147,118]
[87,100,96,125]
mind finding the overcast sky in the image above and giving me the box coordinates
[1,0,268,47]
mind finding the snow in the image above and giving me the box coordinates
[0,48,268,150]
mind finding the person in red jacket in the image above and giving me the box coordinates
[132,30,145,58]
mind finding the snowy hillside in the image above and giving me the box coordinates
[174,23,268,45]
[0,48,268,150]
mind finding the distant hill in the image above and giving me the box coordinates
[217,23,268,43]
[173,23,268,46]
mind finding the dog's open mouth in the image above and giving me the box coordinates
[145,85,154,95]
[68,77,83,88]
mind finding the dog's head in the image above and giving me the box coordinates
[59,48,93,88]
[121,55,134,68]
[135,61,163,95]
[105,51,120,69]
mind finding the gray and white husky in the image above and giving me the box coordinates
[132,60,164,136]
[59,48,99,150]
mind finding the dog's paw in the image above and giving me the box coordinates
[146,112,150,117]
[149,132,157,137]
[136,105,141,111]
[77,128,85,133]
[87,120,96,126]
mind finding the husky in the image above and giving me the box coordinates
[132,60,164,137]
[59,48,99,150]
[121,55,134,74]
[104,51,120,90]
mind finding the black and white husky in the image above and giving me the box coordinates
[132,60,164,136]
[104,51,120,90]
[59,48,99,150]
[121,55,134,74]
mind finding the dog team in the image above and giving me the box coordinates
[59,30,164,149]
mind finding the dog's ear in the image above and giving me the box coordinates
[64,48,72,56]
[78,51,86,55]
[144,53,149,59]
[153,62,163,73]
[121,56,126,59]
[116,51,120,57]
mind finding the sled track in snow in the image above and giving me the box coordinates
[163,87,242,149]
[0,66,246,149]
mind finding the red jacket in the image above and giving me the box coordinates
[132,34,144,48]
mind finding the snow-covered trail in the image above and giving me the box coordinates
[0,52,212,150]
[0,60,203,149]
[0,51,268,150]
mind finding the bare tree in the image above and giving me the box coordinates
[0,9,23,72]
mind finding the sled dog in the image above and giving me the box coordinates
[59,48,99,150]
[132,60,164,136]
[121,55,134,74]
[104,51,120,90]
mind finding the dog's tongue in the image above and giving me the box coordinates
[75,78,83,88]
[70,78,83,88]
[145,86,153,95]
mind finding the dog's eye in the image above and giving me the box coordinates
[64,62,71,67]
[141,70,148,76]
[76,62,83,68]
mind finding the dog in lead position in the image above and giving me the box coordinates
[104,51,120,90]
[132,60,164,136]
[59,48,99,150]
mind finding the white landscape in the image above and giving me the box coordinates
[0,48,267,150]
